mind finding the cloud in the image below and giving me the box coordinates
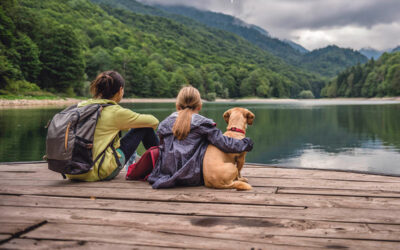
[293,22,400,50]
[139,0,400,50]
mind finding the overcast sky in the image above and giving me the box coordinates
[140,0,400,51]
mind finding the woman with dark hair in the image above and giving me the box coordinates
[66,71,159,181]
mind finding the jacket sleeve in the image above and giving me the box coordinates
[200,125,253,153]
[115,107,159,131]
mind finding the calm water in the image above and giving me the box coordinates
[1,101,400,175]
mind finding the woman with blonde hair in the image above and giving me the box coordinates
[148,86,253,188]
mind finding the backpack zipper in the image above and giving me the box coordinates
[65,122,71,151]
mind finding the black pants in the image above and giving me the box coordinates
[119,128,160,160]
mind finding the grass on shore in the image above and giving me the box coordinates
[0,92,86,100]
[0,94,62,100]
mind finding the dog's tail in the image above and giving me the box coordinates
[218,181,252,191]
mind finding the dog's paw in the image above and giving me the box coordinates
[238,177,248,183]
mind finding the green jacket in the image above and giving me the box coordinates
[66,99,159,181]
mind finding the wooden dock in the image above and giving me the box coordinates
[1,163,400,249]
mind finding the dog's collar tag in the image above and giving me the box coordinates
[229,127,245,134]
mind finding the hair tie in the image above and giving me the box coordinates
[180,105,193,110]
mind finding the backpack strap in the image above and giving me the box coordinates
[92,103,121,180]
[96,134,120,180]
[110,138,121,168]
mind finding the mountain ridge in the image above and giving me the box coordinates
[111,1,368,77]
[1,0,325,99]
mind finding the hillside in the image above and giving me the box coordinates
[127,2,368,77]
[283,40,309,54]
[91,0,303,65]
[301,45,368,77]
[154,4,303,65]
[321,52,400,97]
[0,0,325,99]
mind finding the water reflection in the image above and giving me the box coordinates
[0,101,399,175]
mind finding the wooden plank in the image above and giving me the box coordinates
[23,222,400,250]
[0,163,47,170]
[0,234,11,242]
[2,198,400,229]
[23,222,269,249]
[2,162,399,184]
[0,222,40,235]
[4,163,400,183]
[2,182,400,210]
[278,187,400,198]
[248,177,400,192]
[2,166,400,192]
[1,238,177,250]
[242,166,400,182]
[0,178,271,194]
[0,171,64,180]
[4,177,400,207]
[2,179,400,199]
[2,195,400,241]
[2,163,400,249]
[0,185,280,205]
[1,184,400,212]
[3,170,400,194]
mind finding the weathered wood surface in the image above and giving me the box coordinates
[1,163,400,249]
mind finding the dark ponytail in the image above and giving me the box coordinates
[90,71,125,99]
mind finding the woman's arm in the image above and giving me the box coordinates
[115,107,159,130]
[203,125,253,153]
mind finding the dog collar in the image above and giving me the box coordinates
[229,127,246,134]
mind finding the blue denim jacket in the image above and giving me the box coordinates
[147,112,253,189]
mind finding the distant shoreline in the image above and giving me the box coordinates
[1,97,400,108]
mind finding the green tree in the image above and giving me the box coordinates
[37,24,85,93]
[386,64,400,96]
[169,70,187,96]
[240,69,269,97]
[14,33,41,83]
[85,46,113,80]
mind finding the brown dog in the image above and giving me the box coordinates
[203,107,255,190]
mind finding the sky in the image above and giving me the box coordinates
[140,0,400,51]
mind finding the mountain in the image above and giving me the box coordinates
[359,48,385,59]
[321,51,400,97]
[99,1,304,65]
[153,4,305,65]
[302,45,368,77]
[129,2,368,77]
[0,0,324,99]
[392,46,400,52]
[283,40,309,54]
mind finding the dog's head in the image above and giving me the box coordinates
[223,107,255,126]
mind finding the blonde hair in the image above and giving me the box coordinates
[172,86,202,140]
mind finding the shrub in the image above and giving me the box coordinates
[298,90,315,99]
[5,80,40,94]
[205,92,216,101]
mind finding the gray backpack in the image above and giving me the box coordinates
[45,103,120,178]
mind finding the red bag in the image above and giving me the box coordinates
[126,146,159,181]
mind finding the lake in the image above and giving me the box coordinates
[1,100,400,175]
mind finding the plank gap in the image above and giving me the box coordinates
[0,220,47,245]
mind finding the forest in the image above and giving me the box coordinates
[0,0,324,99]
[321,52,400,97]
[0,0,397,99]
[146,3,368,77]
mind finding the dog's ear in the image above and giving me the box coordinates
[246,110,255,125]
[223,109,232,124]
